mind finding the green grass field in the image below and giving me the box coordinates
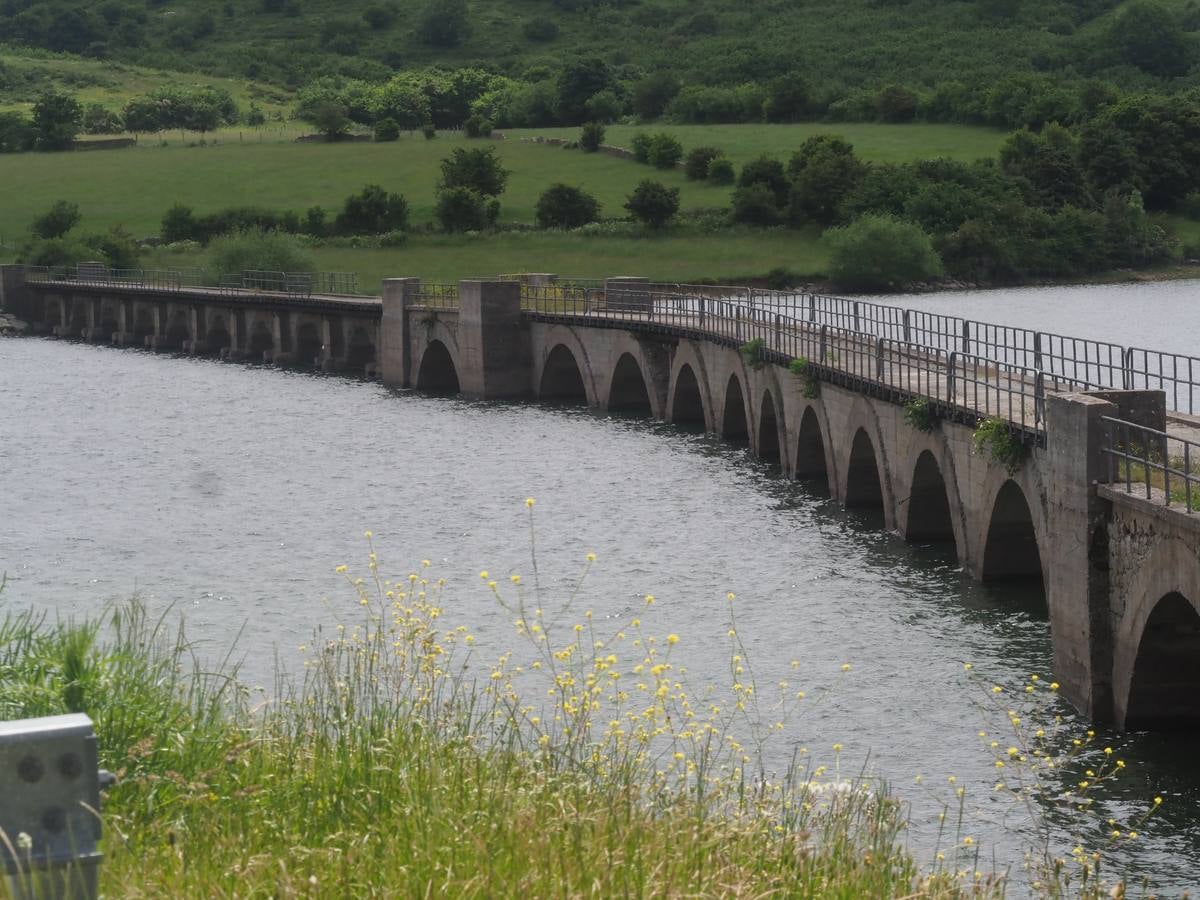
[0,122,1005,285]
[509,122,1009,166]
[144,227,829,289]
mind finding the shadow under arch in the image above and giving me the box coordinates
[795,406,828,491]
[1125,592,1200,730]
[845,428,884,508]
[206,315,231,354]
[417,340,461,394]
[346,326,375,371]
[906,450,955,543]
[294,321,323,368]
[248,319,274,357]
[165,309,190,347]
[757,389,782,465]
[671,363,706,427]
[981,479,1043,582]
[722,373,748,443]
[608,352,651,414]
[540,343,588,404]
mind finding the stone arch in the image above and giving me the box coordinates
[133,305,156,341]
[294,321,323,367]
[757,388,782,464]
[720,373,749,443]
[539,343,589,404]
[164,307,190,347]
[980,479,1044,583]
[1122,592,1200,730]
[206,313,231,354]
[346,325,375,371]
[794,404,831,492]
[844,428,885,508]
[248,318,274,357]
[1111,534,1200,729]
[416,339,461,394]
[905,450,956,544]
[667,340,714,431]
[532,325,599,406]
[670,364,707,427]
[608,352,652,414]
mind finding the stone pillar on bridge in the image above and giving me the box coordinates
[380,277,420,388]
[0,264,31,320]
[1044,389,1165,724]
[457,279,531,400]
[605,276,651,313]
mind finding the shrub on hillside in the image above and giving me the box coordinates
[630,132,653,163]
[732,183,784,226]
[684,146,723,180]
[624,180,679,229]
[823,214,943,289]
[707,156,735,185]
[31,200,81,239]
[374,118,401,142]
[335,185,409,236]
[463,114,493,138]
[580,121,605,152]
[647,133,684,170]
[207,228,314,275]
[439,146,509,196]
[422,123,437,140]
[522,18,559,41]
[81,103,122,135]
[535,184,601,229]
[435,187,500,232]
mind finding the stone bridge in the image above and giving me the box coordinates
[6,266,1200,732]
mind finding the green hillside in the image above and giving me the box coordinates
[2,0,1198,113]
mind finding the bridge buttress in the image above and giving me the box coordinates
[381,277,420,388]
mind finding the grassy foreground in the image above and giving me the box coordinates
[0,556,979,899]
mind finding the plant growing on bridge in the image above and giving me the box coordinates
[973,416,1027,475]
[790,356,820,398]
[739,337,765,370]
[903,398,937,432]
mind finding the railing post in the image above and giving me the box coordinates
[961,320,970,355]
[819,325,828,364]
[698,297,706,328]
[874,337,885,380]
[1033,332,1044,371]
[902,309,911,343]
[1122,347,1134,390]
[774,314,782,345]
[1034,372,1046,427]
[853,300,861,333]
[947,352,957,406]
[807,294,815,323]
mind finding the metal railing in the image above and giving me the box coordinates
[413,282,459,309]
[1103,416,1200,513]
[26,264,359,297]
[522,284,1055,438]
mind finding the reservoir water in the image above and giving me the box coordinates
[3,279,1199,891]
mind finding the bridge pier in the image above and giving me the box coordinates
[381,277,419,388]
[458,280,531,399]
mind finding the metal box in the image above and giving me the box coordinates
[0,714,102,899]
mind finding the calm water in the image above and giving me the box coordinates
[3,280,1199,892]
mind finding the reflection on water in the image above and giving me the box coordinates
[2,333,1199,890]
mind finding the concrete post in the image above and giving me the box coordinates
[380,278,419,388]
[1044,392,1119,722]
[457,279,531,399]
[605,276,651,313]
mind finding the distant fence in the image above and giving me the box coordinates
[27,264,360,298]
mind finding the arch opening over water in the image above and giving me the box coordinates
[540,344,588,404]
[295,322,323,368]
[165,309,190,347]
[346,327,375,370]
[795,406,828,489]
[417,340,461,394]
[670,364,706,427]
[608,353,651,414]
[982,480,1043,583]
[906,451,955,543]
[248,319,273,357]
[845,428,884,508]
[722,374,748,443]
[757,390,781,465]
[1126,592,1200,730]
[134,307,155,341]
[206,316,231,354]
